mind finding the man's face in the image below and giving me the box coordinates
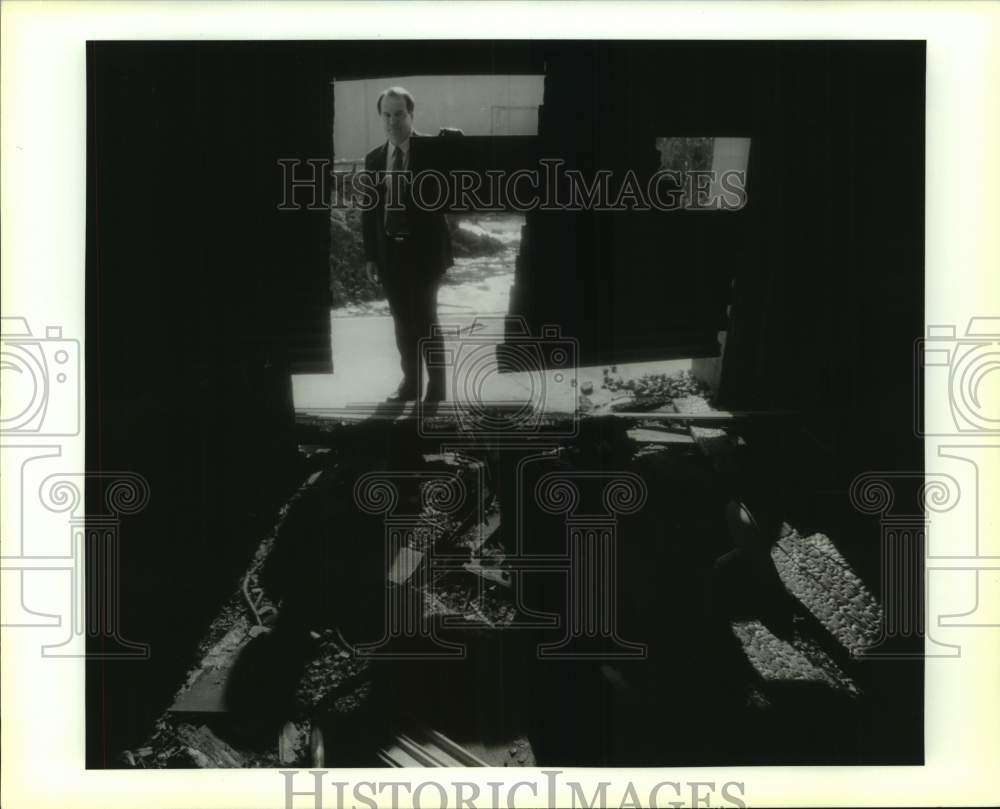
[381,95,413,145]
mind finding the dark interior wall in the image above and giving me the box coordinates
[719,42,925,484]
[85,42,334,765]
[511,41,924,398]
[86,42,335,378]
[507,40,923,488]
[511,42,761,362]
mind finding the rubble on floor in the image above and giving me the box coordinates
[123,386,893,768]
[771,529,883,656]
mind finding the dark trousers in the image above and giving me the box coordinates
[380,237,446,396]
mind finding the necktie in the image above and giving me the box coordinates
[385,145,409,236]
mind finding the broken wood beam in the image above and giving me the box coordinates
[175,724,246,768]
[377,726,491,768]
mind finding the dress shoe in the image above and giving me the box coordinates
[422,388,446,404]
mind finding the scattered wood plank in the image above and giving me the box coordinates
[462,560,511,588]
[377,726,490,768]
[626,428,695,445]
[387,547,426,585]
[175,724,245,768]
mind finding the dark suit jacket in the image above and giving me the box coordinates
[361,132,454,278]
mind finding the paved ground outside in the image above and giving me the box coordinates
[295,214,692,415]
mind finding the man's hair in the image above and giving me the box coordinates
[376,86,415,115]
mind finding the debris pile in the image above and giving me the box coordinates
[603,368,710,411]
[123,400,893,769]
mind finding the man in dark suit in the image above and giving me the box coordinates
[362,86,454,403]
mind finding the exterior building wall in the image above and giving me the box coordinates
[334,74,544,161]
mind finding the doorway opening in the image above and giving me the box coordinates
[309,75,544,409]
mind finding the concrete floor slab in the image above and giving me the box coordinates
[293,311,692,419]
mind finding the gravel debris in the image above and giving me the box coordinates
[603,369,709,411]
[771,530,882,656]
[732,620,859,696]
